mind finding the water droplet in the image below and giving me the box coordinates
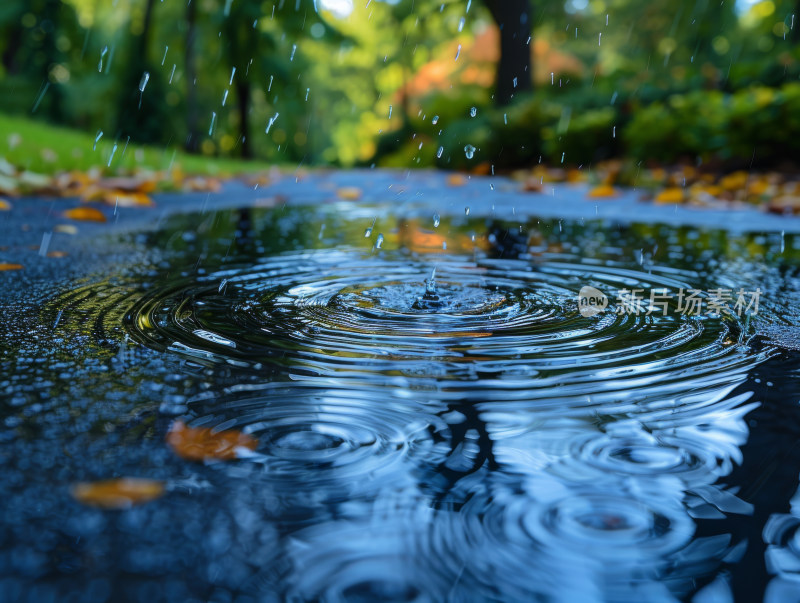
[464,144,475,159]
[305,88,310,101]
[375,233,384,249]
[465,206,470,215]
[364,217,376,238]
[433,213,440,228]
[290,44,297,61]
[436,146,444,159]
[470,107,477,117]
[455,44,461,61]
[458,17,465,32]
[431,115,439,125]
[93,130,103,151]
[138,72,150,92]
[107,142,117,167]
[209,112,217,136]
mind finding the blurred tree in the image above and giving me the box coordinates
[483,0,532,105]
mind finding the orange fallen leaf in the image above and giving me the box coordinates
[64,207,107,222]
[446,174,467,187]
[47,251,68,258]
[0,263,23,271]
[654,188,685,204]
[0,199,11,211]
[336,187,362,200]
[104,191,154,207]
[587,185,618,199]
[719,171,748,191]
[166,420,258,462]
[71,478,165,509]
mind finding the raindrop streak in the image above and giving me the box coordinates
[305,88,310,101]
[268,75,274,92]
[455,44,462,61]
[599,32,602,46]
[465,206,470,215]
[229,67,236,85]
[364,218,376,238]
[470,107,477,117]
[433,213,441,228]
[458,17,465,32]
[161,46,168,66]
[138,71,150,109]
[388,105,393,119]
[209,112,217,136]
[107,143,118,167]
[432,115,439,125]
[375,233,384,249]
[437,146,444,158]
[290,44,297,61]
[31,82,50,114]
[93,130,103,151]
[169,64,176,83]
[222,89,229,106]
[266,112,279,134]
[98,46,108,72]
[464,144,476,159]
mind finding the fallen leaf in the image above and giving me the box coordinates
[47,251,68,258]
[719,171,748,191]
[166,420,258,462]
[103,191,154,207]
[54,224,79,235]
[0,263,23,271]
[654,188,685,204]
[336,187,362,200]
[587,185,618,198]
[521,177,543,192]
[767,196,800,215]
[64,207,107,223]
[0,199,11,211]
[446,174,467,187]
[70,478,165,509]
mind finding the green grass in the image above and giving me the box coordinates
[0,113,273,176]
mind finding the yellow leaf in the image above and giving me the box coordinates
[654,188,685,204]
[587,185,618,198]
[0,263,23,271]
[166,420,258,462]
[71,478,165,509]
[103,192,154,207]
[336,187,362,200]
[54,224,79,235]
[0,199,10,210]
[64,207,107,222]
[719,171,748,191]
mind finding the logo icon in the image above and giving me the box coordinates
[578,286,608,317]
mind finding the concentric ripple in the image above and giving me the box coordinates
[122,248,768,400]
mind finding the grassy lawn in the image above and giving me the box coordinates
[0,113,273,176]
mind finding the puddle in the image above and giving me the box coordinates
[3,202,800,601]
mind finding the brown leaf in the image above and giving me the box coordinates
[71,478,165,509]
[0,199,11,211]
[446,174,467,187]
[336,187,362,200]
[0,263,23,271]
[64,207,107,223]
[104,191,155,207]
[166,420,258,462]
[47,251,68,258]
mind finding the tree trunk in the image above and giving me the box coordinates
[184,0,199,152]
[235,79,251,158]
[483,0,532,106]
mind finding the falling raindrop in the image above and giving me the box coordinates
[464,144,476,159]
[465,206,470,215]
[436,146,444,158]
[458,17,465,32]
[161,46,168,66]
[229,67,236,85]
[470,107,477,117]
[364,218,376,238]
[290,44,297,61]
[268,75,274,92]
[433,213,440,228]
[107,142,117,166]
[305,88,310,101]
[455,44,461,61]
[139,72,150,92]
[375,233,384,249]
[781,230,786,253]
[266,112,279,133]
[388,105,393,119]
[599,32,602,46]
[513,77,518,88]
[222,89,229,106]
[169,64,176,83]
[209,112,217,136]
[93,130,103,151]
[431,115,439,125]
[98,46,108,72]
